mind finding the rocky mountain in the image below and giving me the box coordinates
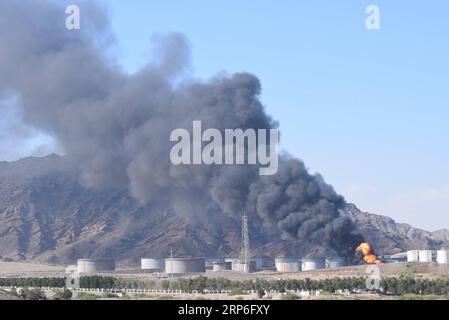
[343,203,449,254]
[0,155,331,265]
[0,155,448,265]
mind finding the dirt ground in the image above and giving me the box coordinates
[0,261,65,277]
[1,261,449,300]
[0,261,448,280]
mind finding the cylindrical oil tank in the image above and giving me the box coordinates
[436,250,449,264]
[141,258,164,271]
[407,250,419,262]
[275,257,300,272]
[325,257,345,269]
[418,250,432,262]
[252,257,263,270]
[77,259,116,273]
[212,262,226,272]
[231,261,256,272]
[301,258,326,271]
[165,257,206,274]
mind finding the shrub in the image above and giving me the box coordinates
[229,288,244,296]
[281,292,300,300]
[21,288,47,300]
[53,289,73,300]
[160,280,170,290]
[75,292,98,300]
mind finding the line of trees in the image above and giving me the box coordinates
[0,276,115,289]
[0,277,65,288]
[79,276,115,289]
[167,277,370,294]
[149,276,449,296]
[382,277,449,296]
[2,275,449,296]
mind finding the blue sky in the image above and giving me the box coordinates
[3,1,449,230]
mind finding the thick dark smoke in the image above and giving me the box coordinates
[0,0,362,259]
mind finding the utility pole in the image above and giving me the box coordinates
[240,211,250,273]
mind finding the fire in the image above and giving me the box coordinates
[363,254,381,264]
[356,242,382,264]
[356,242,372,256]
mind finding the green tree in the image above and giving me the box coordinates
[53,289,73,300]
[161,280,170,290]
[21,288,47,300]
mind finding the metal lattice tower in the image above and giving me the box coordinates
[240,211,250,271]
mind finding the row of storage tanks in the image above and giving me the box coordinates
[274,257,345,272]
[142,257,263,274]
[407,250,449,263]
[142,258,207,273]
[75,258,245,274]
[74,256,345,274]
[74,258,206,274]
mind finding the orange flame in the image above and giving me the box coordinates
[356,242,382,264]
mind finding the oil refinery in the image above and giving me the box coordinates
[68,213,449,277]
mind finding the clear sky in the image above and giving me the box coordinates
[3,1,449,231]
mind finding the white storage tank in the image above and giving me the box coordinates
[418,250,432,262]
[301,258,326,271]
[165,257,206,274]
[325,257,345,269]
[275,257,300,272]
[233,261,256,273]
[407,250,419,262]
[77,259,116,273]
[141,258,164,271]
[436,250,449,264]
[212,262,226,272]
[252,257,263,270]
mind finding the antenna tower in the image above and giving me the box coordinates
[240,211,250,272]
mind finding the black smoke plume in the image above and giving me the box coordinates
[0,0,362,259]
